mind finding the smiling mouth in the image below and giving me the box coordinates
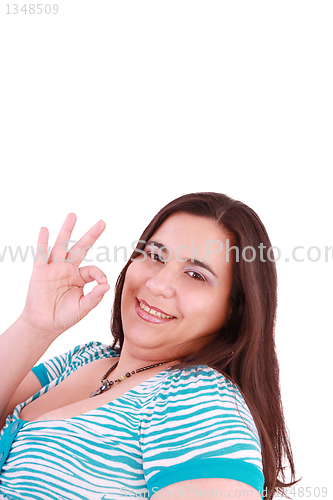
[137,299,175,319]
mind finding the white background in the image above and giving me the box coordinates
[0,1,332,498]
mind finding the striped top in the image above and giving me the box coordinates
[0,342,264,499]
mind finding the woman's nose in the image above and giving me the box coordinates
[145,264,175,298]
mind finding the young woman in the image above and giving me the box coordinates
[0,192,298,499]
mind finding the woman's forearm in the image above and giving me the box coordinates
[0,315,54,421]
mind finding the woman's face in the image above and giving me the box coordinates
[121,213,234,362]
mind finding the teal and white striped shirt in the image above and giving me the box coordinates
[0,342,264,499]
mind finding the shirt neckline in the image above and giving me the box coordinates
[19,364,175,424]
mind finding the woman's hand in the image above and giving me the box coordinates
[19,213,110,339]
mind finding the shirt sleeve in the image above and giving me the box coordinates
[31,341,117,387]
[31,346,77,386]
[140,365,265,498]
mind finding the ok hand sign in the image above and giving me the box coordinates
[20,214,110,339]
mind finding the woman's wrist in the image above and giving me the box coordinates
[14,313,59,347]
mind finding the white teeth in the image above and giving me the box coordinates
[139,302,173,319]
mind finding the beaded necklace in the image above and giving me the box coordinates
[90,360,167,398]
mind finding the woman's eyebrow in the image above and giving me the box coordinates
[145,240,218,278]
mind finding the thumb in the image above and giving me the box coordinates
[79,283,110,317]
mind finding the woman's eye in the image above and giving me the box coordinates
[187,271,205,281]
[147,252,164,263]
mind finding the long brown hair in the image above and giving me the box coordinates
[110,192,299,499]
